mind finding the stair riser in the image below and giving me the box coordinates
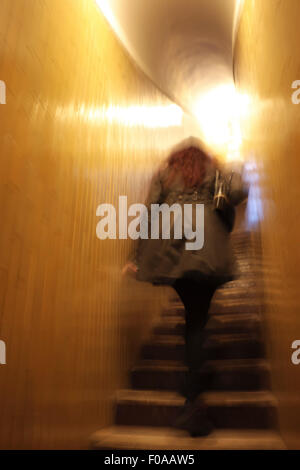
[141,343,184,361]
[141,341,264,361]
[115,402,276,429]
[219,280,258,290]
[233,246,255,252]
[213,291,261,301]
[210,303,261,315]
[163,303,260,316]
[154,319,261,336]
[170,291,261,305]
[131,368,270,392]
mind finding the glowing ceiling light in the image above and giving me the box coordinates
[193,84,250,160]
[105,104,183,127]
[55,103,183,128]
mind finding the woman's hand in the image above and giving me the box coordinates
[122,261,138,279]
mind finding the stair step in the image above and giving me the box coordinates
[210,300,261,315]
[235,266,261,275]
[141,336,184,361]
[231,230,252,240]
[219,279,258,290]
[213,288,262,301]
[155,313,261,336]
[207,313,261,334]
[131,359,270,391]
[169,279,260,307]
[141,334,263,361]
[164,300,260,316]
[204,333,264,360]
[169,284,262,303]
[91,426,285,450]
[115,390,277,429]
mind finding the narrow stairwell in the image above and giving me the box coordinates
[91,231,285,450]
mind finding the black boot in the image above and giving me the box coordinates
[172,397,214,437]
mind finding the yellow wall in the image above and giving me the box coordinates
[0,0,195,449]
[235,0,300,449]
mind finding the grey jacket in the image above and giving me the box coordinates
[134,162,248,286]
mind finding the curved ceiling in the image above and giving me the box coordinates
[96,0,239,117]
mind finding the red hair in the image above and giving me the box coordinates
[165,145,212,188]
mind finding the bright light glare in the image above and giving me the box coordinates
[194,84,250,161]
[105,104,183,127]
[55,103,183,128]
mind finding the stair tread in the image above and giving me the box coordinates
[213,290,262,298]
[170,300,261,309]
[204,333,262,344]
[161,312,261,322]
[158,313,261,327]
[165,312,260,320]
[134,360,186,371]
[165,306,261,316]
[146,335,185,345]
[147,333,261,345]
[170,287,261,300]
[134,358,269,371]
[212,300,261,306]
[116,389,277,406]
[91,426,285,450]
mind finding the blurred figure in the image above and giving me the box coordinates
[124,137,248,436]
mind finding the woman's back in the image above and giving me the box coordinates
[158,158,216,206]
[135,140,248,286]
[128,138,249,436]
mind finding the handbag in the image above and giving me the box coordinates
[213,169,235,232]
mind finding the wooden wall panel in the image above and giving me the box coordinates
[235,0,300,449]
[0,0,195,449]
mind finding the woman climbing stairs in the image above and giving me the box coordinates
[91,231,285,450]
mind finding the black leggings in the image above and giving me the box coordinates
[173,278,218,401]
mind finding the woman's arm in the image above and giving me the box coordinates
[124,168,163,274]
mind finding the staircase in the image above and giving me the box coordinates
[91,231,285,450]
